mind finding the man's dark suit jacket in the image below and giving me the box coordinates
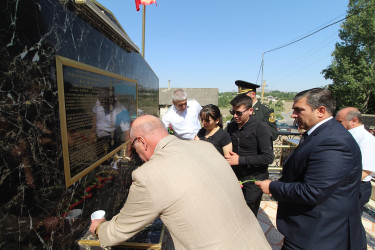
[270,118,365,249]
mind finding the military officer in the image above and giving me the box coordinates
[235,80,277,140]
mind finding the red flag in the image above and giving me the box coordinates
[135,0,157,11]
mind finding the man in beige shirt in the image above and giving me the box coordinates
[90,115,270,249]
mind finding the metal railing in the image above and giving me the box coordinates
[269,133,301,172]
[77,225,165,249]
[77,240,162,249]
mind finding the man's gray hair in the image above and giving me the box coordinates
[346,109,363,124]
[294,88,336,115]
[172,89,187,101]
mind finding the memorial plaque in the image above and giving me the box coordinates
[56,56,137,187]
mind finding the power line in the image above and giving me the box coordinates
[270,54,333,85]
[264,2,375,54]
[279,13,346,46]
[258,2,375,89]
[268,32,338,81]
[256,58,263,84]
[264,19,344,54]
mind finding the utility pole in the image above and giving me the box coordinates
[261,52,264,103]
[261,81,266,104]
[142,5,146,58]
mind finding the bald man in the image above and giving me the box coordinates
[89,115,270,249]
[336,107,375,214]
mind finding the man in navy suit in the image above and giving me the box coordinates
[256,88,365,249]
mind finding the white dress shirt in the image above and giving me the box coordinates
[349,124,375,182]
[162,100,202,140]
[92,100,130,137]
[307,117,333,135]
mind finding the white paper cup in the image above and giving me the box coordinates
[66,209,83,226]
[91,210,105,221]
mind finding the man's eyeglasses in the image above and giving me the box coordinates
[128,136,142,162]
[229,109,249,116]
[128,136,139,156]
[175,102,187,111]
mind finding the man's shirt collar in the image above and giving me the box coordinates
[307,116,333,135]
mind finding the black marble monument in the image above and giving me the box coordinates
[0,0,159,248]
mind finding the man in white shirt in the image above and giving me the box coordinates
[162,89,202,140]
[336,107,375,214]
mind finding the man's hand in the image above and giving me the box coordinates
[255,180,272,195]
[225,151,239,165]
[89,218,106,235]
[362,170,372,180]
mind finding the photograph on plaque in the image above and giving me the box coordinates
[56,56,137,187]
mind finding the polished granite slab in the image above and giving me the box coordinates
[0,0,158,248]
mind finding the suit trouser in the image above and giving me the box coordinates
[358,181,371,249]
[360,181,372,215]
[242,182,263,216]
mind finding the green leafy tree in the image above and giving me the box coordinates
[322,0,375,113]
[275,100,284,108]
[218,92,236,108]
[267,91,297,101]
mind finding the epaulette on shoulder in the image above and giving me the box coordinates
[261,103,274,112]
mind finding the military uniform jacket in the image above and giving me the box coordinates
[252,101,277,140]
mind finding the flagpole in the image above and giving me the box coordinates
[142,5,146,58]
[261,52,264,103]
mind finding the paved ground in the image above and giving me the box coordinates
[162,199,375,249]
[259,200,375,249]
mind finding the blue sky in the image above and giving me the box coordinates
[96,0,349,93]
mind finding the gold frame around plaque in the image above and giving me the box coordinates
[56,55,138,188]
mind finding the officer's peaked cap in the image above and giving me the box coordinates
[235,80,260,94]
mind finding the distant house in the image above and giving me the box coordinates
[266,95,277,102]
[159,88,218,118]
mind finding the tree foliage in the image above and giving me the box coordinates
[218,91,296,109]
[267,91,297,101]
[322,0,375,113]
[218,92,237,108]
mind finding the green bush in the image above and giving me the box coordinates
[223,115,233,125]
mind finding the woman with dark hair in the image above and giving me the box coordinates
[194,104,232,157]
